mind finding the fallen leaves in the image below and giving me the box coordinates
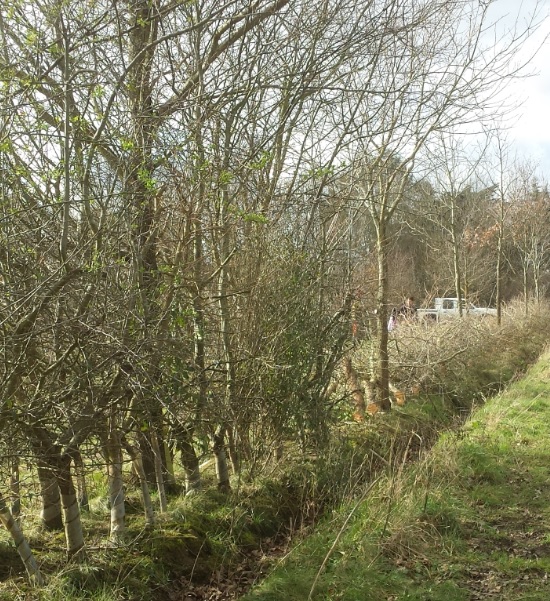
[165,536,290,601]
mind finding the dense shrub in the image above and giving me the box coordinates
[382,298,550,407]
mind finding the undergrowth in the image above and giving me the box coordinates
[0,301,548,600]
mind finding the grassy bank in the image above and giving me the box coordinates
[242,350,550,601]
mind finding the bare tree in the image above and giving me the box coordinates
[336,0,537,409]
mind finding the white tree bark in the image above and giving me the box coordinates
[0,492,44,586]
[73,449,89,512]
[58,456,85,558]
[107,429,127,543]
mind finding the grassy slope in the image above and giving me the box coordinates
[242,351,550,601]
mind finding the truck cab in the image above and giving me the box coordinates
[418,298,497,320]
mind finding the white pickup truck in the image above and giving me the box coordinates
[417,297,497,321]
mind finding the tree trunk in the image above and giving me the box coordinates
[375,223,391,411]
[496,223,503,325]
[10,456,20,521]
[57,455,85,558]
[213,426,231,493]
[227,426,240,475]
[126,0,165,498]
[138,425,172,489]
[0,492,44,586]
[217,143,240,476]
[133,453,156,527]
[121,438,155,527]
[106,429,126,543]
[151,431,167,512]
[451,199,463,316]
[343,356,366,421]
[496,188,504,326]
[36,463,63,531]
[137,431,156,485]
[163,440,178,494]
[533,257,541,304]
[73,448,89,512]
[523,263,529,317]
[178,429,202,495]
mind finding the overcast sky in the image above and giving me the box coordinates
[490,0,550,177]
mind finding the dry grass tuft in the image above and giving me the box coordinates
[354,297,550,407]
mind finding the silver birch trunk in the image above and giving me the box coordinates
[496,157,505,326]
[132,453,156,527]
[218,118,239,475]
[523,261,529,317]
[188,158,207,495]
[10,456,20,521]
[107,430,126,543]
[451,199,463,316]
[0,492,44,586]
[58,457,85,558]
[533,250,541,303]
[163,441,177,494]
[374,222,391,411]
[226,427,239,476]
[496,218,503,326]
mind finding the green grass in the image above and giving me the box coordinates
[242,351,550,601]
